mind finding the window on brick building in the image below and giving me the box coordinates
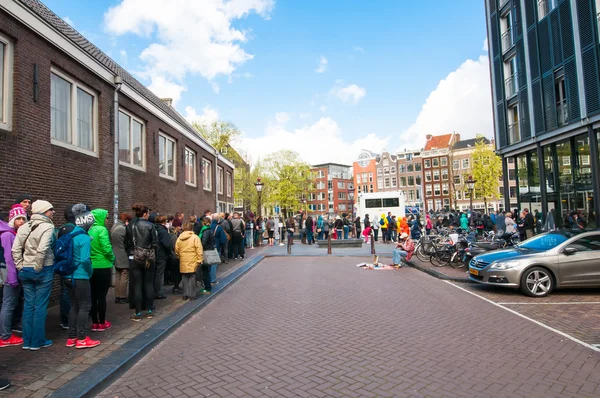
[391,177,397,187]
[454,174,461,184]
[0,35,13,131]
[426,185,432,196]
[399,164,406,173]
[400,177,406,187]
[424,159,431,168]
[414,163,422,172]
[416,175,422,185]
[462,158,470,169]
[337,181,346,189]
[184,147,197,186]
[118,109,144,169]
[338,192,347,200]
[377,169,382,176]
[407,164,413,172]
[433,170,440,181]
[408,176,414,186]
[442,168,448,180]
[442,183,449,195]
[369,172,373,182]
[226,171,232,197]
[158,133,176,179]
[425,171,432,182]
[377,179,383,189]
[202,158,212,191]
[217,166,224,194]
[453,160,459,170]
[440,157,448,166]
[384,178,390,188]
[51,70,98,155]
[432,158,439,167]
[390,166,396,174]
[434,184,441,196]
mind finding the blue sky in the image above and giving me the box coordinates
[44,0,492,165]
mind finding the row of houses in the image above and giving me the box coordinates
[0,0,234,221]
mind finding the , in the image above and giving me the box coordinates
[469,230,600,297]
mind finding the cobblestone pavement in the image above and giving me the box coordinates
[0,246,266,398]
[100,257,600,398]
[451,282,600,346]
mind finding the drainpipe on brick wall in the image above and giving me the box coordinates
[113,76,123,225]
[214,150,219,212]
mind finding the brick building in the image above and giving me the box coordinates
[0,0,234,219]
[396,149,424,208]
[309,163,353,217]
[422,133,459,212]
[353,150,377,198]
[374,150,398,192]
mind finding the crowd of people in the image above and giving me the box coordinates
[0,194,254,356]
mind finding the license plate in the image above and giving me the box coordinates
[469,268,479,276]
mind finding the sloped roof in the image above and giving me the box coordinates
[453,137,490,150]
[18,0,214,153]
[424,134,454,150]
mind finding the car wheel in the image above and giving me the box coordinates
[519,267,553,297]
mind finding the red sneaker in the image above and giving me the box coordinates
[65,338,76,347]
[0,334,23,347]
[91,323,100,332]
[75,337,100,349]
[96,321,111,332]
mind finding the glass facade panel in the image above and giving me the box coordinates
[574,134,595,227]
[516,154,529,209]
[529,150,542,213]
[556,139,573,226]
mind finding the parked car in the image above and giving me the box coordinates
[468,229,600,297]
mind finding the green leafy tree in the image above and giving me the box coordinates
[262,150,313,217]
[471,136,503,213]
[192,120,241,154]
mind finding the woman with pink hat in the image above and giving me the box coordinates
[0,204,27,347]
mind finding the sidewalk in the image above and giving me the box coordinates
[0,245,267,398]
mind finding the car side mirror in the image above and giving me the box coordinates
[563,247,578,255]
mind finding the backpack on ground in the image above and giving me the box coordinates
[53,230,86,276]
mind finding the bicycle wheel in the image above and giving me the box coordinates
[430,250,451,267]
[415,244,432,262]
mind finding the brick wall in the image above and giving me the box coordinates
[0,10,233,303]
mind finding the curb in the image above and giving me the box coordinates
[51,255,265,398]
[407,261,473,283]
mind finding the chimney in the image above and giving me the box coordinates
[160,98,173,107]
[426,134,433,141]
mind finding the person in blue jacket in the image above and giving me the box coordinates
[59,204,100,349]
[210,214,227,284]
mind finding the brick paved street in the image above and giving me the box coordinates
[0,247,265,398]
[99,257,600,398]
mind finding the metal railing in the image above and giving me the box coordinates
[508,122,521,144]
[501,26,514,52]
[505,74,518,98]
[557,101,568,126]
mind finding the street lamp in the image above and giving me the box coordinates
[466,175,477,212]
[347,188,355,217]
[254,178,264,218]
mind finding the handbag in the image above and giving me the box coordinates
[203,248,222,265]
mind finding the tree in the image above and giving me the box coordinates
[192,120,241,154]
[471,136,503,213]
[261,150,313,218]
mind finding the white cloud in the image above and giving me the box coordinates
[148,75,186,106]
[320,105,327,113]
[211,81,221,94]
[330,84,367,104]
[184,105,220,125]
[104,0,273,101]
[482,38,488,52]
[275,112,290,125]
[315,56,328,73]
[402,55,493,148]
[299,113,310,119]
[63,16,75,27]
[237,117,389,165]
[119,49,128,63]
[354,46,364,53]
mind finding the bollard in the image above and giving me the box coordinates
[327,231,332,255]
[371,234,376,255]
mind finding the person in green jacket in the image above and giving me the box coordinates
[89,209,115,332]
[460,213,469,232]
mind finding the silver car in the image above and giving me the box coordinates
[468,230,600,297]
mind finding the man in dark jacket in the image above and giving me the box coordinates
[211,215,227,277]
[152,214,172,300]
[523,208,535,239]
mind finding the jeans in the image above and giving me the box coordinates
[60,282,70,325]
[343,226,349,239]
[62,278,91,340]
[19,267,53,349]
[317,230,323,240]
[244,231,253,248]
[0,284,21,340]
[392,230,397,242]
[130,259,155,314]
[90,268,112,324]
[201,264,211,291]
[392,249,408,265]
[232,235,244,259]
[381,228,387,242]
[168,258,181,289]
[336,229,342,240]
[374,229,379,241]
[154,259,167,297]
[115,268,129,299]
[307,230,314,244]
[210,264,218,283]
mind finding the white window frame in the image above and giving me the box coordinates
[202,158,212,191]
[184,147,197,187]
[51,69,99,157]
[118,108,146,171]
[0,34,13,131]
[217,166,224,194]
[158,132,176,180]
[226,171,232,197]
[462,158,470,169]
[453,160,460,170]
